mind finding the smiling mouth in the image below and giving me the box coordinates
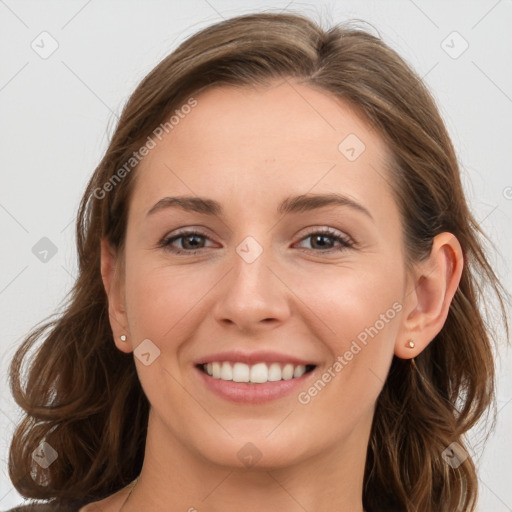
[197,361,317,384]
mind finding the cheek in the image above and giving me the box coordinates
[292,262,403,345]
[123,257,211,344]
[291,265,403,410]
[121,260,211,414]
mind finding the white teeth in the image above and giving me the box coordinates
[268,363,282,381]
[232,362,250,382]
[293,365,306,378]
[282,363,294,380]
[202,361,312,383]
[220,361,233,380]
[250,363,268,383]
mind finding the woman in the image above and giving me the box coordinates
[6,11,508,512]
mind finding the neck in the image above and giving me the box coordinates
[124,408,369,512]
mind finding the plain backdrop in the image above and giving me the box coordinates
[0,1,511,510]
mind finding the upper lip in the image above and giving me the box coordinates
[195,350,317,366]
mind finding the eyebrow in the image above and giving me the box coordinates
[146,192,373,221]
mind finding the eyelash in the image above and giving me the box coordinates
[158,228,354,255]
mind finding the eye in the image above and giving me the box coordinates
[158,230,214,255]
[295,228,354,252]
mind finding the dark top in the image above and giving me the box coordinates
[7,507,59,512]
[6,499,91,511]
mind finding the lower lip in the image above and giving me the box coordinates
[195,366,315,404]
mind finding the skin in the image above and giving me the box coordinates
[89,80,463,512]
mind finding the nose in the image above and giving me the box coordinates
[212,245,291,333]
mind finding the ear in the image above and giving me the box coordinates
[100,237,132,354]
[395,232,464,359]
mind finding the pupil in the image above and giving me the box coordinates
[185,235,202,249]
[314,235,332,249]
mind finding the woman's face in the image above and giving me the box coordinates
[110,80,414,470]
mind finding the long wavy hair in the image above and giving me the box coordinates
[8,11,509,512]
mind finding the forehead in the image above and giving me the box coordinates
[130,80,395,222]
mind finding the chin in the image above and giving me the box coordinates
[189,429,312,471]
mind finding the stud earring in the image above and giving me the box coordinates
[120,335,127,342]
[406,339,415,348]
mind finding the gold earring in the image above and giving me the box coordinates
[406,339,415,348]
[120,335,127,341]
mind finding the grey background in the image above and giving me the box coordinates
[1,1,511,510]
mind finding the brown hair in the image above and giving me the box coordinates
[8,11,509,512]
